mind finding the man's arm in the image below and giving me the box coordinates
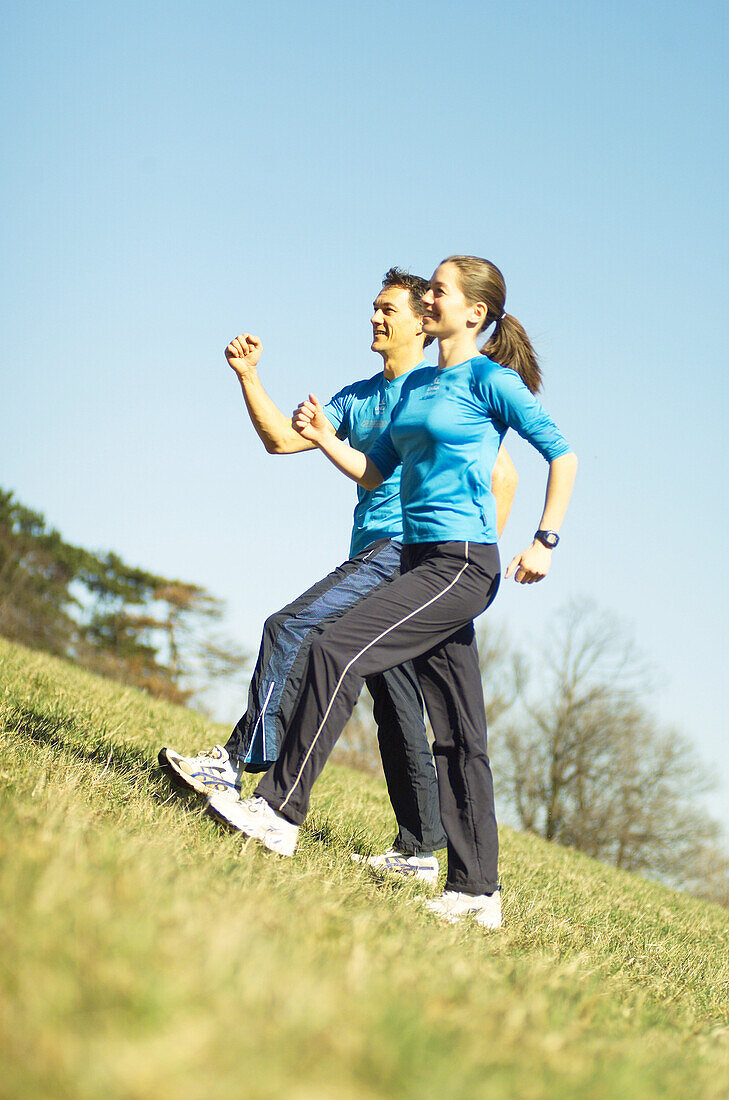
[225,334,336,454]
[492,446,518,538]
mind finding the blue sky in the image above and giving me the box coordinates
[2,1,728,823]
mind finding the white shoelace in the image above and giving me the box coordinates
[246,797,270,814]
[195,745,225,762]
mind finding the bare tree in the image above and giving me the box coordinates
[493,600,728,902]
[476,620,527,727]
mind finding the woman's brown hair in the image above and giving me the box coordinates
[442,255,542,394]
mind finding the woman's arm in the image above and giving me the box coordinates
[293,395,384,490]
[505,451,578,584]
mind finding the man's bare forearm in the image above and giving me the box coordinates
[492,445,519,538]
[225,334,333,454]
[237,370,316,454]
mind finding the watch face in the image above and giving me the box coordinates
[537,530,559,548]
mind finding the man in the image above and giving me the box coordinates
[160,268,517,884]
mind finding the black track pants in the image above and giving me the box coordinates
[255,541,501,896]
[227,539,446,854]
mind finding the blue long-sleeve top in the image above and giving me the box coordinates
[368,355,572,545]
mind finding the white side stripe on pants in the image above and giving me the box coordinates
[280,542,470,812]
[248,680,275,762]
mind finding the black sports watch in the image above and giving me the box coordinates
[534,529,560,549]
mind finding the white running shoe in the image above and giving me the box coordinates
[159,744,242,801]
[351,848,439,888]
[206,794,299,857]
[424,889,502,929]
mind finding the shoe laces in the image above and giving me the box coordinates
[196,745,224,762]
[245,796,270,815]
[431,891,465,912]
[385,849,432,863]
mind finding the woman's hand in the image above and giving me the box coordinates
[293,394,330,445]
[294,399,381,487]
[505,540,553,584]
[225,333,262,380]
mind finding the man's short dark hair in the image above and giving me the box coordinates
[381,267,434,346]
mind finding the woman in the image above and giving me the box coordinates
[208,255,577,929]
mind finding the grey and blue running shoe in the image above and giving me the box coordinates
[158,744,243,801]
[351,848,439,887]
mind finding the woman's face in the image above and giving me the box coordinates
[422,262,486,340]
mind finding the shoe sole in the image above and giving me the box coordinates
[158,747,241,801]
[205,799,296,857]
[425,907,502,930]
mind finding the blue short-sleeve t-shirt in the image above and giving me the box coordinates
[323,362,428,557]
[368,355,572,545]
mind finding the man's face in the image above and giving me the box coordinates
[371,286,423,356]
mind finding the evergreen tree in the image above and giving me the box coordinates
[0,487,247,709]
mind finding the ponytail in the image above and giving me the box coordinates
[482,312,541,394]
[442,254,543,394]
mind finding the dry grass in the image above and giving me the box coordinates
[0,637,728,1099]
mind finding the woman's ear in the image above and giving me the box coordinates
[469,301,488,330]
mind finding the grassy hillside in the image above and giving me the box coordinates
[1,636,728,1100]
